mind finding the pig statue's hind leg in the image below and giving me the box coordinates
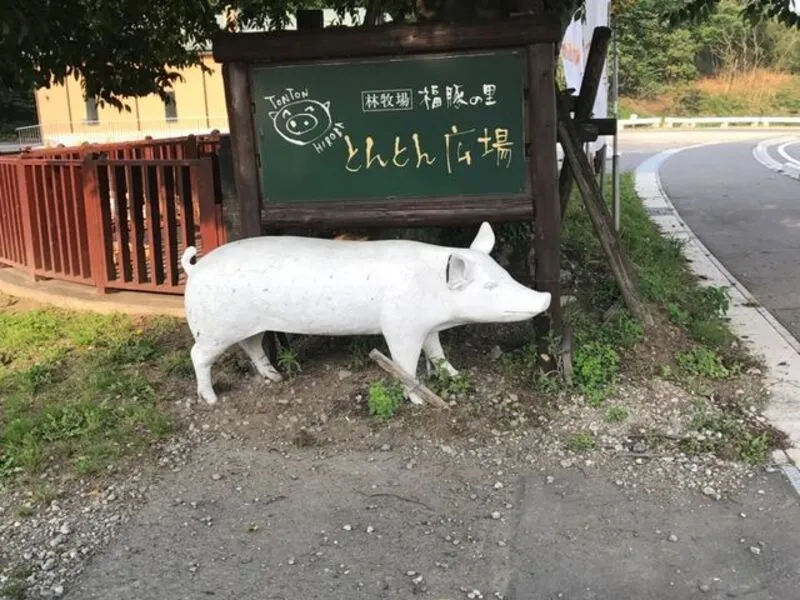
[422,331,459,377]
[238,333,284,383]
[382,327,426,405]
[190,342,228,405]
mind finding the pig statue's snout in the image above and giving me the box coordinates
[535,291,552,314]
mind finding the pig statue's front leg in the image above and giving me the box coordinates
[382,325,426,405]
[422,331,459,377]
[238,332,284,383]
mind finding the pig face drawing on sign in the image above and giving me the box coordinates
[268,98,333,146]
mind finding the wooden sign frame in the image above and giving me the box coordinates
[212,14,561,234]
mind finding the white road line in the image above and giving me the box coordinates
[777,140,800,168]
[636,143,800,495]
[753,137,800,180]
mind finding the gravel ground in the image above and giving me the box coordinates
[0,336,786,599]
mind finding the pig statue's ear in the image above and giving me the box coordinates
[469,221,495,254]
[446,252,475,290]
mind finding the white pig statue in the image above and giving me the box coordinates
[180,222,551,405]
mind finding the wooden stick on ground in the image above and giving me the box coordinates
[369,348,449,410]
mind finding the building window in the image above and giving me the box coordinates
[84,97,99,124]
[164,91,178,122]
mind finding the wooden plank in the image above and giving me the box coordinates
[159,164,178,286]
[127,164,148,283]
[179,164,196,255]
[212,13,562,63]
[368,349,449,410]
[222,62,261,239]
[81,157,110,293]
[110,165,132,283]
[16,162,40,277]
[35,164,54,272]
[59,162,80,277]
[143,165,164,285]
[527,43,562,370]
[95,163,116,284]
[558,27,612,223]
[50,164,72,276]
[70,163,92,280]
[556,92,654,328]
[194,157,221,253]
[0,165,13,261]
[261,194,534,229]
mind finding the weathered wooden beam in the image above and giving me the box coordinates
[556,92,655,329]
[528,43,562,371]
[221,62,261,240]
[558,26,612,224]
[212,13,562,63]
[369,349,449,410]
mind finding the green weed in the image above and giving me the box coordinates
[426,361,473,398]
[566,432,596,453]
[604,405,630,423]
[367,379,404,420]
[277,347,302,378]
[676,347,731,380]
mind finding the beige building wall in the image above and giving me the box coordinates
[32,53,229,147]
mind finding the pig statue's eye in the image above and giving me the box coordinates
[483,281,498,290]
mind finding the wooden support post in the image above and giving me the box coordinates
[81,156,111,294]
[556,92,655,328]
[369,349,449,410]
[558,26,612,224]
[221,62,261,240]
[528,43,562,370]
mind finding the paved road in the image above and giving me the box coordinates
[659,139,800,341]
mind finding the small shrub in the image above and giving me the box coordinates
[277,347,302,377]
[426,361,473,397]
[573,340,620,406]
[605,405,630,423]
[737,433,769,465]
[676,347,730,380]
[566,432,596,453]
[367,379,404,420]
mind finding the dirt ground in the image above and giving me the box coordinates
[1,296,798,599]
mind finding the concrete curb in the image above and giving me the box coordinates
[752,137,800,181]
[634,143,800,494]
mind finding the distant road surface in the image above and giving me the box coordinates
[617,129,800,342]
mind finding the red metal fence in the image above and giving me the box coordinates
[0,135,226,295]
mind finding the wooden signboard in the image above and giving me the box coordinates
[212,14,561,231]
[250,50,527,204]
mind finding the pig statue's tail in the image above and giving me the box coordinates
[181,246,198,275]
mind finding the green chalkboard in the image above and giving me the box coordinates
[250,50,527,204]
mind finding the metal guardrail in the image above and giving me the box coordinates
[620,115,800,130]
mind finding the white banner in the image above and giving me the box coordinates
[560,0,611,154]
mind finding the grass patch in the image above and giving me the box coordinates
[367,379,404,420]
[562,172,740,358]
[425,361,473,399]
[676,347,732,380]
[566,432,596,453]
[0,304,184,482]
[604,405,630,423]
[276,347,302,378]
